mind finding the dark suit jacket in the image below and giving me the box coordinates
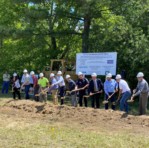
[68,79,76,95]
[89,79,103,93]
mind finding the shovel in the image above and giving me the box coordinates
[127,99,134,103]
[102,92,116,104]
[35,87,49,96]
[83,91,102,99]
[127,93,135,103]
[66,88,85,95]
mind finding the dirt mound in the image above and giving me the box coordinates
[2,99,149,134]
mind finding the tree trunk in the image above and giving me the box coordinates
[82,15,91,53]
[51,37,57,50]
[49,1,57,52]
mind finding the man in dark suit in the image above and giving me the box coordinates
[89,73,103,109]
[76,72,89,107]
[65,74,78,107]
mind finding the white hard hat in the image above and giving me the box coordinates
[91,73,97,77]
[23,69,28,73]
[106,73,112,78]
[57,71,62,75]
[66,74,71,79]
[50,73,55,77]
[116,74,121,79]
[13,73,17,77]
[30,71,35,75]
[39,73,44,77]
[137,72,144,78]
[78,72,83,76]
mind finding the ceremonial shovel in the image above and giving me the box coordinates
[127,96,134,103]
[66,88,85,95]
[127,100,134,103]
[127,91,135,103]
[83,91,102,98]
[102,92,116,104]
[35,87,49,96]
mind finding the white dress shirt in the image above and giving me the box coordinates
[54,76,65,87]
[14,80,21,88]
[21,74,31,85]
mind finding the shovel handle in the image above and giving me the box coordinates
[71,88,84,92]
[103,92,116,104]
[108,92,116,100]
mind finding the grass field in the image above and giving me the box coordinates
[1,122,149,148]
[0,95,149,148]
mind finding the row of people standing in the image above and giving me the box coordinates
[11,69,39,100]
[9,69,149,115]
[1,71,21,99]
[114,72,149,115]
[66,72,116,109]
[65,72,149,115]
[20,70,66,104]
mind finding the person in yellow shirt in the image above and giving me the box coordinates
[38,73,49,102]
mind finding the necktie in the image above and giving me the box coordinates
[94,80,98,91]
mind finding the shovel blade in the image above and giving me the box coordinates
[127,100,134,103]
[102,100,109,104]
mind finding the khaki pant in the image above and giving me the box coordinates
[139,93,148,115]
[39,87,47,103]
[39,93,47,102]
[51,89,58,105]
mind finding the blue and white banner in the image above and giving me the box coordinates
[76,52,117,75]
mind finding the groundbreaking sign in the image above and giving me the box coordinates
[76,52,117,75]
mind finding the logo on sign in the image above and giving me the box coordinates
[107,60,113,64]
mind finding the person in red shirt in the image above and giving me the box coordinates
[30,71,39,101]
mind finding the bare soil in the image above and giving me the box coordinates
[1,99,149,136]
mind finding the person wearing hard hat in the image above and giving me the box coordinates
[76,72,89,107]
[12,73,21,100]
[21,69,31,99]
[131,72,149,115]
[89,73,103,109]
[30,71,39,101]
[49,73,59,105]
[38,73,49,102]
[104,73,117,110]
[116,74,131,113]
[66,74,78,107]
[51,71,65,105]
